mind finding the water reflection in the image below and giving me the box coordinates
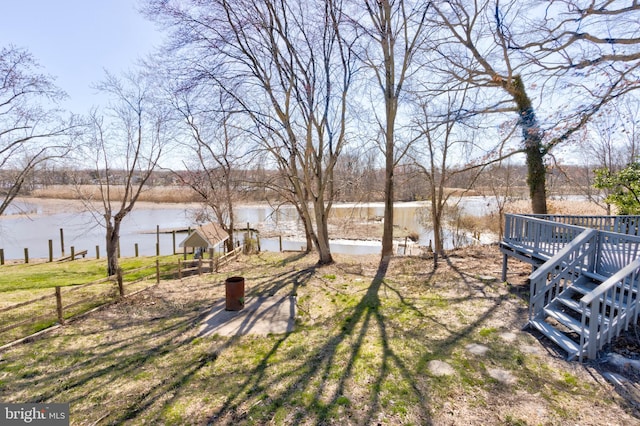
[0,197,498,260]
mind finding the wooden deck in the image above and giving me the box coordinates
[501,214,640,361]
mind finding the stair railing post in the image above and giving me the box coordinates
[588,298,600,360]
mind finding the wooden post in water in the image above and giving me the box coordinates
[70,246,75,261]
[279,235,283,252]
[48,240,53,262]
[96,245,100,260]
[60,228,65,257]
[135,243,139,257]
[156,243,160,257]
[55,286,65,325]
[24,248,29,264]
[172,231,176,255]
[0,249,4,265]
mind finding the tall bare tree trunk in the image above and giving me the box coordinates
[510,76,547,214]
[314,193,334,265]
[106,218,121,277]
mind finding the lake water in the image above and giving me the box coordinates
[0,197,499,260]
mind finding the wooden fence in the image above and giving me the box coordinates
[0,247,242,350]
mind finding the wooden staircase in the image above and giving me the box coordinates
[529,275,601,360]
[502,214,640,361]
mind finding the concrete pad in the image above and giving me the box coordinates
[199,295,296,337]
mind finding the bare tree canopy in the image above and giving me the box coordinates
[77,70,168,277]
[428,0,640,214]
[352,0,432,258]
[146,0,356,265]
[0,45,75,215]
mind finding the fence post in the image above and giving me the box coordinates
[135,243,139,257]
[117,268,124,297]
[96,245,100,260]
[172,230,176,255]
[49,239,53,262]
[156,259,160,284]
[0,248,4,265]
[60,228,65,257]
[24,248,29,264]
[55,286,65,325]
[71,246,75,261]
[156,243,160,257]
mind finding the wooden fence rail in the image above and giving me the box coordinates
[0,248,242,350]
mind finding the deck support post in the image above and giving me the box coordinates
[501,253,508,282]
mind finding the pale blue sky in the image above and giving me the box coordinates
[0,0,163,114]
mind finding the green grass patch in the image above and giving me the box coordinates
[0,250,633,425]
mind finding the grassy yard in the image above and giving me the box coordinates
[0,246,637,425]
[0,255,189,345]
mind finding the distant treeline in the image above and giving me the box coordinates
[3,161,596,204]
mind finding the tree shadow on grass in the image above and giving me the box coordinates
[207,258,437,424]
[0,253,316,424]
[205,251,599,425]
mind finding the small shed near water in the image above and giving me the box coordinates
[179,223,229,257]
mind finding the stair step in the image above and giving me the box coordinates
[571,278,598,295]
[556,292,584,312]
[581,270,608,283]
[529,319,580,360]
[544,306,587,337]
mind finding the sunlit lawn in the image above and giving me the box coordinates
[0,248,635,425]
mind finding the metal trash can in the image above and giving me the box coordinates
[225,276,245,311]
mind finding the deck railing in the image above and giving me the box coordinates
[524,214,640,236]
[504,213,640,360]
[595,231,640,276]
[580,257,640,360]
[504,214,588,259]
[528,229,598,321]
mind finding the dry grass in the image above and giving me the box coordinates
[31,185,201,203]
[0,247,637,425]
[504,199,609,216]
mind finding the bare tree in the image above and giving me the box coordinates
[79,70,167,280]
[0,46,75,215]
[430,0,639,214]
[354,0,431,258]
[409,85,494,263]
[146,0,355,265]
[171,89,244,253]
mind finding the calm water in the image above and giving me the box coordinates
[0,198,498,260]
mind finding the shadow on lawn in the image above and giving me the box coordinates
[1,250,576,424]
[204,254,523,425]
